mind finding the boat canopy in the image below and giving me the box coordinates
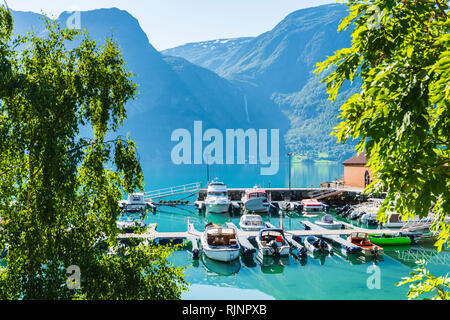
[207,228,236,235]
[259,228,284,238]
[351,232,369,239]
[322,215,334,223]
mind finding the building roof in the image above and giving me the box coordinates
[343,151,368,166]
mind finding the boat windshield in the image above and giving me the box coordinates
[208,192,227,197]
[352,232,368,239]
[244,217,263,226]
[249,193,266,199]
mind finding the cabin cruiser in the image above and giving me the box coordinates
[239,215,265,231]
[301,199,324,214]
[118,193,148,213]
[241,186,270,213]
[256,228,290,257]
[315,214,343,230]
[116,216,146,233]
[205,180,230,214]
[200,223,241,262]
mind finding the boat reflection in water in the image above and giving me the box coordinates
[307,251,328,265]
[201,254,241,276]
[241,255,257,268]
[256,252,290,274]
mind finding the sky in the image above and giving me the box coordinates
[5,0,337,50]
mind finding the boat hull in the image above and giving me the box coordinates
[202,248,241,262]
[243,198,269,213]
[369,236,411,246]
[206,203,230,214]
[315,221,342,230]
[305,237,333,254]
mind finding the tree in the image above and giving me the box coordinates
[0,7,188,299]
[316,0,449,299]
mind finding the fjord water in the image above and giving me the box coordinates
[139,161,450,300]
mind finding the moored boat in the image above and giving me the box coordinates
[239,214,265,231]
[301,199,324,215]
[347,232,384,256]
[205,180,230,214]
[360,213,378,226]
[315,214,343,230]
[242,186,270,213]
[200,223,241,262]
[304,236,333,254]
[369,234,412,246]
[118,193,147,213]
[256,228,290,257]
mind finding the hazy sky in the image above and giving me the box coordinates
[6,0,337,50]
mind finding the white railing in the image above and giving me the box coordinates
[144,182,202,200]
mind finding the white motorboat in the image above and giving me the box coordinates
[314,214,343,230]
[118,193,147,213]
[256,228,290,257]
[116,216,146,233]
[242,186,270,213]
[200,223,241,262]
[205,180,230,214]
[301,199,324,215]
[239,214,265,231]
[360,213,378,226]
[304,236,333,254]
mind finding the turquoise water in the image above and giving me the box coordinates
[2,162,448,299]
[137,162,449,300]
[140,161,344,190]
[144,206,449,300]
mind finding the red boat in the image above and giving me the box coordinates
[301,199,324,214]
[241,186,269,213]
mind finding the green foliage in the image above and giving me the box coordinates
[396,259,449,300]
[0,8,188,299]
[316,0,449,300]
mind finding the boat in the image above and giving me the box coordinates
[341,207,354,218]
[369,234,412,246]
[200,223,241,262]
[301,199,324,215]
[360,213,378,226]
[241,186,270,213]
[347,232,384,256]
[255,228,290,257]
[304,236,333,254]
[116,216,146,233]
[205,180,230,214]
[239,214,265,231]
[314,214,343,230]
[350,210,365,220]
[118,193,148,213]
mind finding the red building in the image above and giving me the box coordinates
[342,152,372,189]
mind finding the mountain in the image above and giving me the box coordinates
[10,8,286,165]
[163,3,359,161]
[10,4,358,166]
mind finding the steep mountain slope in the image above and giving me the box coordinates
[162,3,358,161]
[10,8,286,164]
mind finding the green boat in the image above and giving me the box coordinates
[369,234,412,246]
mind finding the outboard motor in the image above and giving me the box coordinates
[319,239,327,252]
